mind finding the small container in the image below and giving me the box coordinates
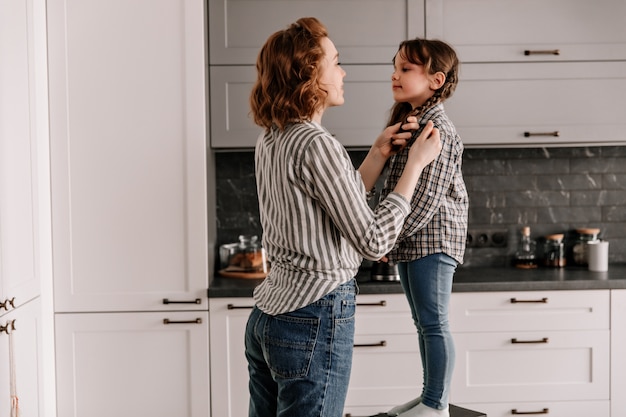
[542,234,566,268]
[514,226,538,269]
[572,228,600,267]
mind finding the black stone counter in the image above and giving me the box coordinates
[208,263,626,298]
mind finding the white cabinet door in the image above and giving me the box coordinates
[454,400,609,417]
[210,65,395,148]
[451,329,610,403]
[445,61,626,148]
[0,298,43,417]
[209,298,254,417]
[209,0,424,65]
[426,0,626,63]
[611,290,626,417]
[0,0,40,308]
[55,311,210,417]
[47,0,208,312]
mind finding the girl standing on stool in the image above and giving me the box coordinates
[379,38,469,417]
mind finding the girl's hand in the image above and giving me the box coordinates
[374,116,422,159]
[407,120,441,168]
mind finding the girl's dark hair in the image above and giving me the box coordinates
[250,17,329,130]
[387,38,459,127]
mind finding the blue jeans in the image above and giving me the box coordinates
[245,279,357,417]
[398,253,457,410]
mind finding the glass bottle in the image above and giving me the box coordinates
[514,226,537,269]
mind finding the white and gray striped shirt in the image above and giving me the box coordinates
[253,121,410,315]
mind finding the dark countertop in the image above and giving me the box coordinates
[208,263,626,298]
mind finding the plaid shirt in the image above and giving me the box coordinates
[380,103,468,264]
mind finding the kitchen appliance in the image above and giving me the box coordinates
[370,260,400,281]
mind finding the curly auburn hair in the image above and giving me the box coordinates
[250,17,329,130]
[387,38,459,127]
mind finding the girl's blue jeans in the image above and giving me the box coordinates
[245,279,356,417]
[398,253,458,411]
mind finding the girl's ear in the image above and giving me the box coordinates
[430,71,446,90]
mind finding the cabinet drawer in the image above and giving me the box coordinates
[426,0,626,63]
[210,65,395,148]
[451,330,610,403]
[446,61,626,147]
[347,334,422,409]
[209,0,423,65]
[450,290,609,332]
[355,293,414,335]
[454,400,609,417]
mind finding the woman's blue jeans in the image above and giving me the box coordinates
[245,279,356,417]
[398,253,457,411]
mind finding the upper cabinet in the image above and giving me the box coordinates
[48,0,208,312]
[210,65,394,148]
[425,0,626,147]
[208,0,626,148]
[209,0,424,65]
[425,0,626,63]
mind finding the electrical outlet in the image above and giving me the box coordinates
[467,230,508,248]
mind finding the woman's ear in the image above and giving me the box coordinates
[430,71,446,90]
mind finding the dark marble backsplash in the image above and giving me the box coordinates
[214,146,626,269]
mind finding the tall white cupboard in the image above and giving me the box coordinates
[47,0,210,416]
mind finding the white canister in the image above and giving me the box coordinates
[587,241,609,272]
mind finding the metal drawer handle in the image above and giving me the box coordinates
[510,297,548,304]
[0,297,16,311]
[523,131,560,138]
[524,49,560,56]
[512,408,549,415]
[163,298,201,305]
[0,319,16,335]
[163,318,202,325]
[227,304,254,310]
[356,300,387,307]
[511,337,549,344]
[354,340,387,348]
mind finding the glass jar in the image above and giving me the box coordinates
[572,228,600,266]
[542,234,566,268]
[220,235,267,273]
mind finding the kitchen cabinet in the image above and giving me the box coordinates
[425,0,626,63]
[47,0,210,415]
[0,0,41,314]
[55,311,210,417]
[208,297,254,417]
[1,0,51,415]
[344,294,422,416]
[444,61,626,147]
[612,289,626,417]
[210,65,394,148]
[209,294,422,417]
[208,0,424,65]
[0,298,43,417]
[48,0,208,312]
[426,0,626,147]
[208,0,424,148]
[449,290,610,416]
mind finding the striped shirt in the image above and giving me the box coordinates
[253,121,410,315]
[380,103,469,264]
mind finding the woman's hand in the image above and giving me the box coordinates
[374,116,422,159]
[407,120,441,168]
